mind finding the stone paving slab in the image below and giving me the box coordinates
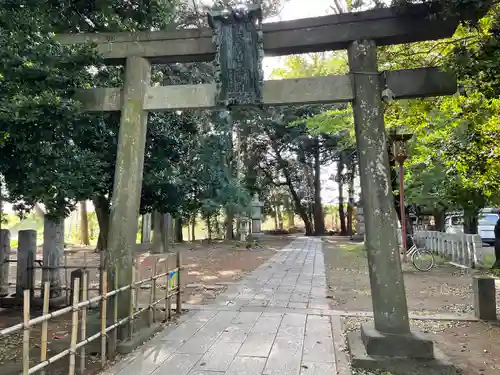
[104,238,343,375]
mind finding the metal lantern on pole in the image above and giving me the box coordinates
[389,131,413,261]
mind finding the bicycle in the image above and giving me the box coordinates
[406,236,435,272]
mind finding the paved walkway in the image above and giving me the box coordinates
[104,238,348,375]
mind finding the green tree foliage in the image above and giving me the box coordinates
[0,0,289,244]
[0,1,100,219]
[381,3,500,231]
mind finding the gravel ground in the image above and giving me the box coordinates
[323,238,500,375]
[343,316,500,375]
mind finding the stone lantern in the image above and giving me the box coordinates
[355,195,365,240]
[250,193,264,235]
[238,216,249,241]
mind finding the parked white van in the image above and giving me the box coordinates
[444,209,499,245]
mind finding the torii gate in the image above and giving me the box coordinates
[60,3,462,369]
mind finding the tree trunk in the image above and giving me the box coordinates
[433,209,446,231]
[277,206,284,230]
[152,211,164,253]
[164,213,172,252]
[93,196,110,251]
[0,179,2,232]
[174,217,183,243]
[191,215,196,241]
[287,191,313,236]
[338,198,347,235]
[206,215,212,241]
[273,207,279,230]
[284,196,295,228]
[225,208,233,240]
[313,142,325,235]
[337,159,347,235]
[270,137,314,235]
[346,163,356,237]
[79,201,90,245]
[283,177,313,235]
[464,208,479,234]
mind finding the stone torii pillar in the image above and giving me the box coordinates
[347,39,433,364]
[106,56,151,352]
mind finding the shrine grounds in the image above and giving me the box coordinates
[0,235,498,375]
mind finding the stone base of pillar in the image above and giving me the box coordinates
[348,324,458,374]
[361,324,434,358]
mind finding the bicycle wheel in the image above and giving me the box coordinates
[412,248,435,272]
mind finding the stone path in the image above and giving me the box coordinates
[104,237,348,375]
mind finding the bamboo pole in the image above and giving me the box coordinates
[152,258,157,323]
[134,255,140,334]
[113,267,118,347]
[148,262,153,326]
[23,290,31,375]
[100,269,107,368]
[69,278,80,375]
[165,256,171,321]
[128,256,136,339]
[176,251,181,314]
[40,282,50,375]
[64,253,69,305]
[80,272,88,374]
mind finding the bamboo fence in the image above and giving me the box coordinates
[0,251,182,375]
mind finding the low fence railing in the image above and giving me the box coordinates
[0,252,182,375]
[413,230,485,268]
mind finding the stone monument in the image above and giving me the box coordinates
[355,196,365,240]
[250,194,264,236]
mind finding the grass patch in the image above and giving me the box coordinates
[334,242,366,258]
[483,254,495,268]
[433,255,447,266]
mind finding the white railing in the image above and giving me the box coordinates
[413,231,486,268]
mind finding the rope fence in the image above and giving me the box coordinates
[0,251,182,375]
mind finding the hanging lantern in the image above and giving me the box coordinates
[390,133,413,164]
[208,4,264,108]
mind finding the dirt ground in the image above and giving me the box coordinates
[0,235,291,375]
[323,237,500,375]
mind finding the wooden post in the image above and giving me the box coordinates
[106,55,151,350]
[100,270,108,368]
[22,290,30,375]
[80,271,88,374]
[69,278,80,375]
[176,251,181,314]
[42,216,65,297]
[17,230,36,300]
[40,282,50,375]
